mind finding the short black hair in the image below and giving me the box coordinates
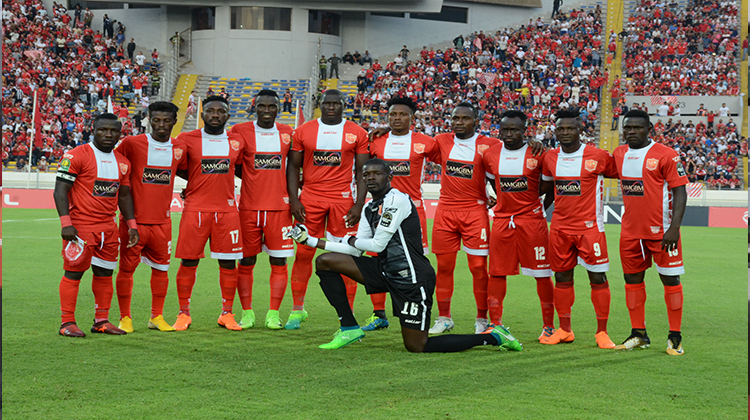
[93,113,120,128]
[386,96,417,113]
[255,89,279,101]
[321,89,345,103]
[148,101,179,119]
[622,109,650,125]
[363,158,391,175]
[203,95,229,107]
[453,102,478,118]
[554,108,581,122]
[500,110,528,123]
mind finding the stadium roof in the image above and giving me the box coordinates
[455,0,541,7]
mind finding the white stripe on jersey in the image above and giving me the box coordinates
[201,129,229,156]
[555,144,585,177]
[89,143,119,180]
[253,122,282,153]
[497,144,528,175]
[620,141,654,178]
[146,134,174,167]
[315,119,345,150]
[595,174,605,232]
[448,133,479,162]
[662,183,671,232]
[383,132,412,159]
[396,225,418,284]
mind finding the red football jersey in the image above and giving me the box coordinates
[434,132,500,210]
[369,131,440,205]
[232,121,293,211]
[116,134,185,224]
[176,128,244,212]
[56,142,131,232]
[542,144,618,233]
[291,119,369,203]
[613,141,688,239]
[483,143,546,219]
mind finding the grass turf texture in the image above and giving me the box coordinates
[3,208,747,419]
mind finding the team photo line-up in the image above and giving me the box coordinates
[55,88,686,355]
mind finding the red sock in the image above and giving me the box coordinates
[625,282,647,329]
[435,253,457,317]
[219,266,238,313]
[115,269,134,318]
[59,276,81,324]
[487,275,507,325]
[555,281,575,332]
[535,277,555,328]
[150,269,169,318]
[467,254,489,319]
[92,275,114,322]
[237,264,254,310]
[176,264,198,314]
[370,293,387,312]
[663,284,683,332]
[590,282,611,333]
[269,265,288,311]
[290,246,315,310]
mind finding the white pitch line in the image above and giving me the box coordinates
[2,218,59,223]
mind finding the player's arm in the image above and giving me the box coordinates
[540,178,554,210]
[345,153,369,227]
[368,126,390,141]
[526,139,545,156]
[118,185,139,248]
[53,179,77,241]
[662,185,686,251]
[287,149,305,222]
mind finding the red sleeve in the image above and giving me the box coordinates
[354,125,369,154]
[117,153,131,187]
[601,150,618,178]
[542,152,554,178]
[482,145,499,176]
[662,150,689,188]
[424,136,441,163]
[66,148,84,177]
[175,133,189,171]
[291,127,304,152]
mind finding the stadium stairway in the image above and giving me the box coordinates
[179,76,310,132]
[171,74,199,136]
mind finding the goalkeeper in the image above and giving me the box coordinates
[287,158,523,352]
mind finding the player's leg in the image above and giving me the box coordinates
[541,228,577,345]
[260,210,294,329]
[315,252,367,349]
[89,230,126,335]
[139,222,174,332]
[287,197,327,328]
[238,209,263,329]
[487,216,519,328]
[210,211,244,331]
[517,217,556,338]
[578,232,615,349]
[326,202,360,310]
[430,207,462,333]
[115,219,144,331]
[59,231,95,337]
[459,209,491,333]
[173,211,211,330]
[615,236,651,350]
[652,238,685,355]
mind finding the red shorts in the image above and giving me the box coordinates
[119,220,172,272]
[240,209,295,258]
[431,207,490,256]
[549,228,609,273]
[489,216,552,277]
[62,229,120,272]
[175,211,243,260]
[298,195,358,240]
[619,236,685,276]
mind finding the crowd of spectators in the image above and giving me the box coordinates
[2,0,159,170]
[621,0,741,95]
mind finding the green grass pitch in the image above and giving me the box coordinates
[2,208,747,419]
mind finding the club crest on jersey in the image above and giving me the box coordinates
[174,148,184,160]
[650,226,661,233]
[59,157,72,172]
[477,144,490,156]
[119,162,128,175]
[526,158,538,170]
[584,159,598,172]
[281,133,291,145]
[229,140,240,151]
[585,221,594,228]
[413,143,425,154]
[345,133,357,144]
[646,158,659,171]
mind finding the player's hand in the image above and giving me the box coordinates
[61,225,78,242]
[368,126,390,142]
[527,139,546,156]
[179,188,187,200]
[661,227,679,252]
[486,196,497,209]
[127,228,139,248]
[345,203,363,228]
[287,224,309,244]
[290,199,306,224]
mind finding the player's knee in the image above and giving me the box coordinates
[240,256,257,266]
[315,253,333,271]
[218,259,236,270]
[269,256,286,266]
[404,341,425,353]
[588,272,607,284]
[91,266,114,277]
[181,259,200,267]
[554,270,574,283]
[659,275,680,287]
[64,270,85,281]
